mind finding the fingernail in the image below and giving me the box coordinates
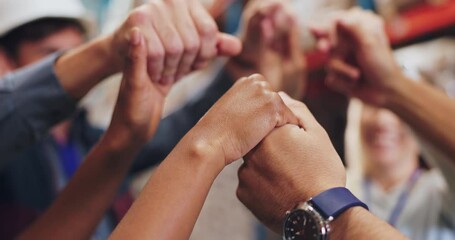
[130,28,141,46]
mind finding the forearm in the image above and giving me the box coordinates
[111,131,224,240]
[131,68,233,172]
[331,207,408,240]
[385,75,455,161]
[18,132,141,240]
[55,35,121,100]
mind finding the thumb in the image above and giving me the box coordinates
[285,25,302,61]
[124,27,148,88]
[336,19,362,47]
[216,33,242,56]
[278,92,318,130]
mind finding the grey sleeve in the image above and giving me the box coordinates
[0,54,77,166]
[130,69,233,173]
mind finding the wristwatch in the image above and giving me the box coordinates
[282,187,368,240]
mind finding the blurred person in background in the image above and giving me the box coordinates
[237,7,455,240]
[346,100,455,239]
[0,0,241,238]
[0,0,102,237]
[313,8,455,239]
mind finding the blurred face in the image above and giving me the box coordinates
[360,104,419,170]
[14,26,84,67]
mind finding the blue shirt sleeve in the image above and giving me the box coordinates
[0,53,77,168]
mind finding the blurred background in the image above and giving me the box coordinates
[7,0,455,239]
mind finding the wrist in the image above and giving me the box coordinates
[97,34,123,74]
[382,73,413,110]
[330,206,368,240]
[102,126,145,154]
[178,128,226,176]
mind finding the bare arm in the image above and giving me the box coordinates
[17,135,143,240]
[237,95,408,240]
[385,75,455,159]
[18,28,169,240]
[332,207,408,240]
[110,74,300,240]
[54,35,120,100]
[314,8,455,163]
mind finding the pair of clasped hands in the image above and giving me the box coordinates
[110,0,386,237]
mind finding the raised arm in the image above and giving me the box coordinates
[17,28,169,240]
[16,0,243,236]
[131,0,307,172]
[237,95,408,240]
[317,8,455,162]
[0,0,241,166]
[110,74,300,240]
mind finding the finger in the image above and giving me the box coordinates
[309,25,330,39]
[128,10,166,82]
[207,0,234,19]
[172,4,201,80]
[278,92,318,131]
[190,2,219,69]
[275,93,301,129]
[325,60,361,96]
[248,3,281,44]
[271,4,295,36]
[329,58,361,80]
[142,26,165,82]
[216,33,242,56]
[284,24,302,61]
[152,4,184,85]
[336,18,363,47]
[309,25,334,53]
[124,28,148,89]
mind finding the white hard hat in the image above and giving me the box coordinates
[0,0,93,37]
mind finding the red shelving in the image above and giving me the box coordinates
[386,0,455,45]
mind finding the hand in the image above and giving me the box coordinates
[227,0,306,99]
[207,0,235,19]
[110,0,242,85]
[105,29,171,148]
[189,74,301,167]
[314,8,404,106]
[237,95,346,233]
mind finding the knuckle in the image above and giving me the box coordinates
[128,9,148,25]
[198,20,218,37]
[184,38,201,54]
[165,40,184,57]
[148,47,165,60]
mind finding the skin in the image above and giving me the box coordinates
[54,0,241,100]
[18,28,171,240]
[361,105,420,191]
[314,8,455,166]
[236,95,408,239]
[15,0,242,238]
[0,27,83,76]
[226,0,306,99]
[0,0,242,157]
[110,74,300,240]
[14,27,84,67]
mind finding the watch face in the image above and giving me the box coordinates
[283,209,322,240]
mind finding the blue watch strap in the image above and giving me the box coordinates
[310,187,368,220]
